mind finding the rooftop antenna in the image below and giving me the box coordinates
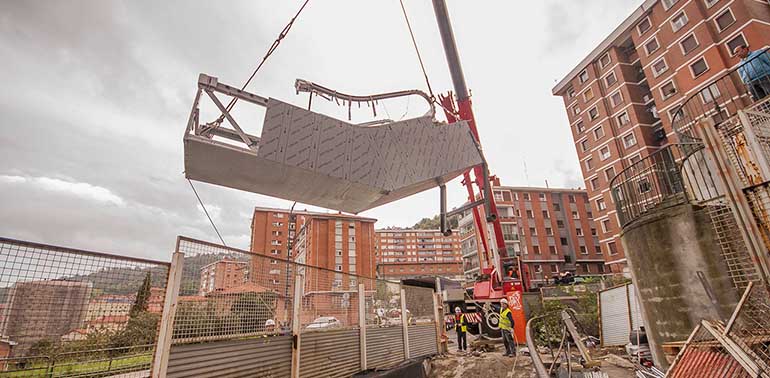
[545,179,549,188]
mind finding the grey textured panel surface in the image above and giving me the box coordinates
[407,324,438,358]
[299,328,361,378]
[184,99,482,213]
[600,286,631,347]
[366,326,405,369]
[167,336,292,378]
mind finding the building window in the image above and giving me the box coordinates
[585,158,594,170]
[610,91,623,107]
[523,193,531,201]
[557,219,565,228]
[617,112,630,126]
[639,178,652,193]
[545,227,553,236]
[579,70,589,83]
[554,203,561,211]
[690,58,709,78]
[680,34,699,55]
[652,58,668,77]
[662,0,679,10]
[593,125,605,140]
[583,87,594,101]
[670,12,688,32]
[576,121,585,133]
[272,222,283,227]
[605,167,616,182]
[597,264,606,273]
[567,86,576,98]
[715,9,735,32]
[271,240,282,246]
[529,227,537,236]
[549,246,557,254]
[539,193,547,201]
[533,246,541,254]
[726,34,747,56]
[579,246,588,255]
[572,105,581,115]
[605,71,617,86]
[526,210,534,218]
[644,37,660,55]
[572,211,580,219]
[601,219,611,233]
[700,83,722,104]
[576,227,584,236]
[597,198,607,211]
[273,212,284,218]
[595,245,602,254]
[590,177,599,191]
[542,210,550,218]
[599,146,611,161]
[569,194,575,203]
[637,17,652,35]
[623,132,637,148]
[588,107,599,120]
[704,0,719,8]
[580,139,589,152]
[660,81,677,99]
[608,242,618,255]
[629,154,642,165]
[599,53,611,68]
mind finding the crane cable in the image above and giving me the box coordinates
[211,0,312,125]
[398,0,462,120]
[188,179,227,247]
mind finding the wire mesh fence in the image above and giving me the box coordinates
[0,237,170,377]
[728,282,770,368]
[170,237,437,343]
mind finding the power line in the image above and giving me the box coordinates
[187,179,227,246]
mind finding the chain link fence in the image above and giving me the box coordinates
[0,237,170,377]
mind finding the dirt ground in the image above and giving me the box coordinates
[431,334,636,378]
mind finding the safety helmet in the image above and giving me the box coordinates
[265,319,276,326]
[455,307,461,313]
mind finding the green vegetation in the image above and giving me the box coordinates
[530,285,599,348]
[172,291,278,340]
[412,214,458,230]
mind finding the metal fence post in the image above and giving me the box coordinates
[151,251,184,378]
[291,274,304,378]
[432,292,443,354]
[400,288,410,360]
[358,283,367,371]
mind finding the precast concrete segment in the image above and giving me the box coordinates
[184,99,482,213]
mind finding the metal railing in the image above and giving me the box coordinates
[0,237,171,377]
[673,47,770,146]
[610,144,719,227]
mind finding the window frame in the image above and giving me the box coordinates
[596,198,607,211]
[579,69,589,84]
[690,57,709,78]
[579,138,589,152]
[643,36,660,56]
[726,33,747,57]
[660,80,677,99]
[617,111,631,126]
[588,106,599,120]
[662,0,680,10]
[679,33,699,55]
[651,57,669,77]
[704,0,719,8]
[670,11,689,32]
[583,87,594,101]
[714,8,736,33]
[609,90,624,108]
[576,121,585,133]
[605,71,618,87]
[622,132,637,148]
[599,52,612,68]
[636,16,652,36]
[599,146,611,161]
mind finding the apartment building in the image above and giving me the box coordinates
[251,206,377,292]
[199,259,249,296]
[552,0,770,273]
[374,229,463,280]
[457,179,604,286]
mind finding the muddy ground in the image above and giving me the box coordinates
[431,335,636,378]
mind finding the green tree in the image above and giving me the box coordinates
[412,214,458,230]
[230,292,276,334]
[129,272,152,317]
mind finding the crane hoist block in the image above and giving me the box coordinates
[183,76,482,213]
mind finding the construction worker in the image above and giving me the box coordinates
[454,307,467,352]
[499,298,516,357]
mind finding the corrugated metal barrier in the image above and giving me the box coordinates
[167,336,292,378]
[300,329,361,378]
[366,326,405,369]
[408,323,438,358]
[599,283,644,347]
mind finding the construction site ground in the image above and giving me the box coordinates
[430,334,636,378]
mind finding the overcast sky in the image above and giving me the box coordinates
[0,0,642,261]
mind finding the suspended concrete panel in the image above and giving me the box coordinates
[184,94,482,213]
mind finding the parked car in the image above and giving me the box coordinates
[306,316,341,330]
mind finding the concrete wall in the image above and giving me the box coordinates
[620,202,740,368]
